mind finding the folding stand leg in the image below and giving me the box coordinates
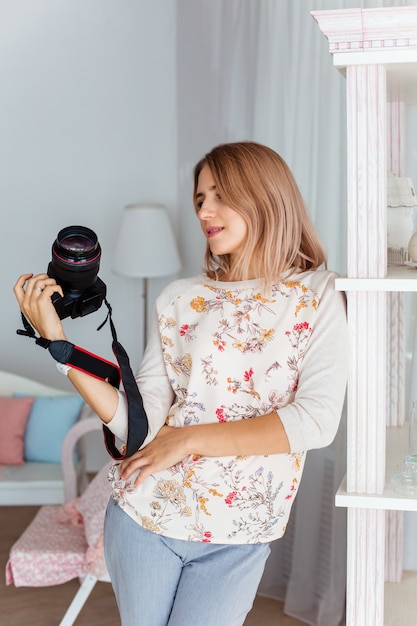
[59,573,98,626]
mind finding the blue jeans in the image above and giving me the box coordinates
[104,498,271,626]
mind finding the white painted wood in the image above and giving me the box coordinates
[334,50,417,70]
[345,61,387,493]
[346,291,387,495]
[387,101,406,178]
[346,64,387,280]
[336,424,416,511]
[0,464,65,505]
[311,7,417,56]
[337,477,417,512]
[385,100,406,584]
[385,511,404,583]
[387,100,407,429]
[312,6,417,623]
[59,574,98,626]
[387,294,405,428]
[347,508,385,626]
[336,266,417,291]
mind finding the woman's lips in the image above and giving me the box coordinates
[206,227,224,238]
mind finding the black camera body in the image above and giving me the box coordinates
[47,225,107,320]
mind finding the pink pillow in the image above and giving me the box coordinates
[0,397,34,465]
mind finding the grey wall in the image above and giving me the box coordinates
[0,0,179,384]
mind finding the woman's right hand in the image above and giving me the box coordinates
[13,273,67,342]
[14,272,120,425]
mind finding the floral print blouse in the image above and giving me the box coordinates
[108,270,348,544]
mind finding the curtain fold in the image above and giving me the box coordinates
[176,1,403,624]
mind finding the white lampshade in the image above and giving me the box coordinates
[112,203,181,278]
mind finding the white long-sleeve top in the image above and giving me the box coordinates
[107,270,348,544]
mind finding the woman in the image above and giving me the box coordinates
[14,141,348,626]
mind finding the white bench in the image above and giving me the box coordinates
[0,370,100,505]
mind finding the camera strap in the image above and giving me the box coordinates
[17,304,148,460]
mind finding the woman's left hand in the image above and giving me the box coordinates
[119,425,191,487]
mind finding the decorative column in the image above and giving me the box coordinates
[385,100,407,583]
[345,63,387,626]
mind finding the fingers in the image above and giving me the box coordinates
[27,274,63,299]
[118,427,186,487]
[31,280,64,302]
[14,273,63,305]
[13,273,33,305]
[13,273,66,341]
[119,450,146,479]
[119,449,157,487]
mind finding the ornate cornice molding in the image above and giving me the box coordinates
[312,7,417,55]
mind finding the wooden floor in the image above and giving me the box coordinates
[0,505,305,625]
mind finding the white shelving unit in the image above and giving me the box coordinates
[336,424,417,512]
[312,7,417,626]
[336,266,417,291]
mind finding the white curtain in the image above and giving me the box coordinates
[176,1,406,624]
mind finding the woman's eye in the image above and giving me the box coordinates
[196,201,203,211]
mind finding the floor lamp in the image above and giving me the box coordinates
[112,203,182,351]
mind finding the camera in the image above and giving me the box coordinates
[47,225,107,320]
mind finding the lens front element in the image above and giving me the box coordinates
[54,226,100,265]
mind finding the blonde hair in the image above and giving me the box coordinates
[193,141,326,283]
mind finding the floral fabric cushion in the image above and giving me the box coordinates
[58,461,112,577]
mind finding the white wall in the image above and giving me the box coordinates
[0,0,178,386]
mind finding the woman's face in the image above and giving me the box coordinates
[195,165,247,259]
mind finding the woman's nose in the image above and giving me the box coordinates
[198,200,215,220]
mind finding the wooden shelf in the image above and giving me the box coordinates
[336,266,417,292]
[336,424,417,511]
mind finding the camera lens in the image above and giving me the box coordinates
[54,227,100,264]
[47,225,107,320]
[49,225,102,292]
[58,234,96,255]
